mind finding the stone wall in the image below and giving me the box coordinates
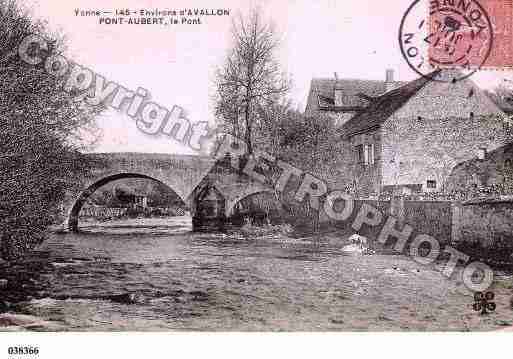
[381,115,510,192]
[452,199,513,249]
[319,199,390,240]
[380,75,506,191]
[320,198,452,246]
[402,201,453,243]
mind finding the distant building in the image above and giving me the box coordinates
[306,69,511,196]
[113,184,148,209]
[447,142,513,194]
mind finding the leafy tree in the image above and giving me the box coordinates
[255,102,345,186]
[0,0,101,259]
[252,103,346,229]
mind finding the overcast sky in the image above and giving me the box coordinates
[27,0,513,154]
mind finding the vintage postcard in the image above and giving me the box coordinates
[1,0,513,355]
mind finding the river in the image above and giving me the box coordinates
[1,217,512,331]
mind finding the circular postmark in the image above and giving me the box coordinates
[399,0,494,82]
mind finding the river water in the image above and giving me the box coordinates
[2,217,513,331]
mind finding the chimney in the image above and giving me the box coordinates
[334,72,342,106]
[385,69,395,92]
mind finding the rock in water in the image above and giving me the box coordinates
[189,291,209,302]
[0,313,63,330]
[341,243,366,255]
[0,279,7,289]
[342,234,372,255]
[105,293,144,304]
[0,301,9,313]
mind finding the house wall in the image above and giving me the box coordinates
[452,200,513,262]
[380,77,507,191]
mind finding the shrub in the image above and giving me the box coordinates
[0,0,100,259]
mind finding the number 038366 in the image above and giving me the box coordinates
[7,346,39,356]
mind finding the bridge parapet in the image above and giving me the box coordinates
[60,152,275,231]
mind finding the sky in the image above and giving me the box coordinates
[25,0,513,154]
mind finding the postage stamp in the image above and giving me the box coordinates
[399,0,495,81]
[480,0,513,68]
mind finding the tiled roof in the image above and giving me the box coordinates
[340,75,433,138]
[308,78,406,111]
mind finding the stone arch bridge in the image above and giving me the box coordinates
[60,152,275,231]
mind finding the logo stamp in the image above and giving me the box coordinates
[399,0,494,82]
[473,291,496,315]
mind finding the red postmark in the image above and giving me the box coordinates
[400,0,511,81]
[428,0,513,69]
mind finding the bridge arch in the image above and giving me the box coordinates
[67,172,188,231]
[226,189,280,218]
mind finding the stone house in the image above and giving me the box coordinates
[447,142,513,194]
[306,69,511,196]
[305,70,405,126]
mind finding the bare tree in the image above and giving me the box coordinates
[214,8,290,153]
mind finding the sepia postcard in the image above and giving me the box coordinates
[1,0,513,357]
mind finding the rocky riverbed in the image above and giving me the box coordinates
[1,217,513,331]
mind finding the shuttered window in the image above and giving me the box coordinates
[355,144,375,166]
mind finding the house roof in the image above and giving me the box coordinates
[340,69,507,138]
[485,90,513,114]
[307,78,406,112]
[340,75,433,137]
[452,142,513,173]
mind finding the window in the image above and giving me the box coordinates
[504,122,513,135]
[355,144,375,166]
[366,144,375,165]
[355,144,364,164]
[426,180,437,189]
